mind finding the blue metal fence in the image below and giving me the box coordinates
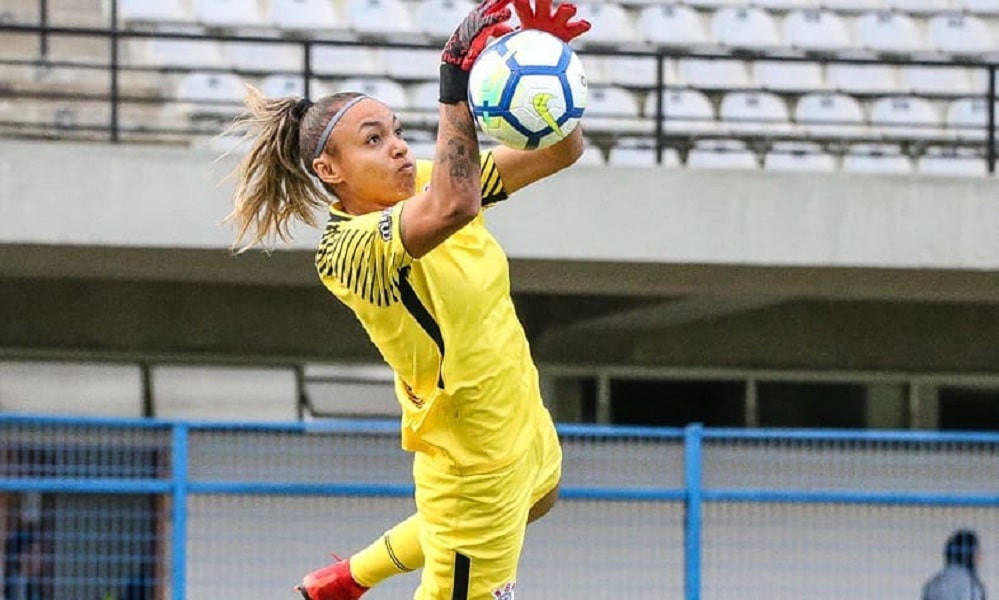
[2,414,998,600]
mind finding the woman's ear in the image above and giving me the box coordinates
[312,157,344,185]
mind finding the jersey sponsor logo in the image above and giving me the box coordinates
[492,582,516,599]
[531,93,563,137]
[378,207,393,241]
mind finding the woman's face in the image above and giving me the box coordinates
[314,98,416,212]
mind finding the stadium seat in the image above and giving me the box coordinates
[607,137,681,168]
[637,5,710,48]
[345,0,416,37]
[225,42,303,73]
[917,146,987,177]
[383,48,439,82]
[259,74,321,99]
[403,129,436,160]
[193,0,266,30]
[868,96,944,140]
[118,0,193,27]
[711,6,782,51]
[135,39,226,69]
[841,143,914,175]
[604,56,677,89]
[573,2,638,46]
[415,0,475,40]
[752,0,808,10]
[174,71,246,118]
[826,63,899,95]
[956,0,999,16]
[945,97,998,141]
[584,86,648,134]
[268,0,343,34]
[645,88,717,135]
[794,93,869,139]
[898,65,973,97]
[687,139,759,170]
[683,0,741,8]
[783,10,852,53]
[676,58,750,90]
[821,0,886,11]
[854,11,924,55]
[926,14,994,57]
[337,77,409,109]
[971,68,999,94]
[719,91,794,134]
[763,141,837,172]
[310,45,385,78]
[887,0,954,14]
[753,60,826,93]
[406,81,440,127]
[577,143,606,166]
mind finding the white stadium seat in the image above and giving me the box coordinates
[637,5,710,47]
[345,0,415,37]
[946,98,998,141]
[868,96,943,140]
[842,143,913,175]
[383,48,439,81]
[174,71,246,118]
[956,0,999,16]
[917,146,987,177]
[407,81,440,126]
[608,138,681,168]
[854,11,925,55]
[259,74,328,99]
[193,0,266,30]
[711,6,782,51]
[887,0,954,15]
[225,42,303,73]
[337,77,409,109]
[403,130,436,160]
[137,39,226,68]
[578,144,606,166]
[585,87,647,134]
[676,58,750,90]
[719,91,793,134]
[926,14,994,57]
[783,10,852,53]
[646,88,717,134]
[753,0,808,9]
[826,63,899,95]
[684,0,741,8]
[971,69,999,94]
[604,56,677,89]
[822,0,886,11]
[268,0,343,34]
[795,93,869,138]
[898,65,973,96]
[687,139,759,170]
[415,0,475,40]
[573,2,638,46]
[310,46,385,78]
[753,60,826,93]
[764,141,837,172]
[118,0,193,27]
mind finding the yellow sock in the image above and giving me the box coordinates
[350,513,424,588]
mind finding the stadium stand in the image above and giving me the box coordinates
[3,0,999,176]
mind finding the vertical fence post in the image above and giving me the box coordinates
[684,423,703,600]
[654,52,665,166]
[172,423,189,600]
[108,0,120,142]
[988,64,996,174]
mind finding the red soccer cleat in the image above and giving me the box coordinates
[295,554,369,600]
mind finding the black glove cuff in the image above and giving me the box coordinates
[439,63,470,105]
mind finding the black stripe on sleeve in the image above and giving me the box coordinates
[480,151,508,206]
[451,552,471,600]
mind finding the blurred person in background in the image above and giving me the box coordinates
[923,529,986,600]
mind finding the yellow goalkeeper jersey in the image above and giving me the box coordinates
[316,151,545,473]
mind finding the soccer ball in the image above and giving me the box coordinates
[467,29,587,151]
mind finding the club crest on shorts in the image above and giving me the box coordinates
[378,207,393,241]
[492,582,516,599]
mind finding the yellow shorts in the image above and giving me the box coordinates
[412,410,562,600]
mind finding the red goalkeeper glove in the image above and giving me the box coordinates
[440,0,515,104]
[513,0,591,43]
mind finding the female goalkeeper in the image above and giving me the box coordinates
[225,0,589,598]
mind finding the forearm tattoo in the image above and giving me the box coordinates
[440,104,480,186]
